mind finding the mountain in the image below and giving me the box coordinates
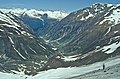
[0,3,120,77]
[42,3,120,55]
[0,8,68,34]
[0,11,55,75]
[36,3,120,69]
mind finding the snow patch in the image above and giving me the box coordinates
[38,44,46,49]
[85,13,94,19]
[8,36,14,44]
[0,12,20,27]
[28,47,37,54]
[114,31,119,33]
[104,27,112,36]
[61,55,80,61]
[0,24,21,35]
[0,29,4,32]
[99,9,120,25]
[80,12,94,21]
[52,47,57,50]
[102,42,120,54]
[107,4,113,7]
[21,31,31,36]
[14,47,26,60]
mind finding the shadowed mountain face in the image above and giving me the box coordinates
[20,13,59,36]
[42,3,120,55]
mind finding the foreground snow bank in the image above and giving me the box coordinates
[0,56,120,79]
[0,72,30,79]
[71,63,120,79]
[29,56,120,79]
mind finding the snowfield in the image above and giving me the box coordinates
[0,56,120,79]
[69,63,120,79]
[0,72,30,79]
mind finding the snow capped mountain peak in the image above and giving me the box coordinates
[92,3,105,6]
[0,8,69,20]
[74,3,120,24]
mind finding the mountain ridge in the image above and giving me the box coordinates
[0,8,68,20]
[0,3,120,76]
[0,11,55,75]
[42,3,120,54]
[0,8,69,33]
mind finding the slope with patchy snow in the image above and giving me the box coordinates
[0,10,55,75]
[29,56,120,79]
[70,62,120,79]
[0,56,119,79]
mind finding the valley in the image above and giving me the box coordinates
[0,3,120,79]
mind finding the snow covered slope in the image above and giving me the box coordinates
[0,11,55,75]
[70,61,120,79]
[30,56,120,79]
[0,56,120,79]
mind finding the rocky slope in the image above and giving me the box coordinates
[0,11,55,75]
[35,3,120,69]
[42,3,120,55]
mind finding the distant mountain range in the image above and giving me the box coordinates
[0,8,68,33]
[0,3,120,75]
[0,8,68,20]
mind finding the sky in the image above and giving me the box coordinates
[0,0,120,12]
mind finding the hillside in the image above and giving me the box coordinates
[42,3,120,55]
[0,11,55,75]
